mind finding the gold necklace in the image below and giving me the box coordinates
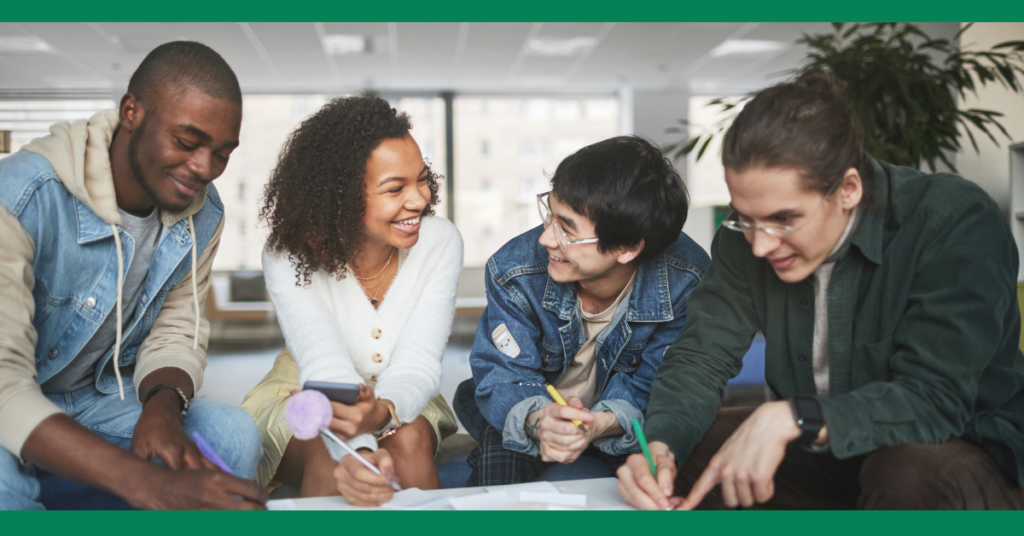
[353,247,395,281]
[357,248,395,307]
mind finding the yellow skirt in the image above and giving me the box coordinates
[241,348,458,488]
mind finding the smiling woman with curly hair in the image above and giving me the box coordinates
[241,95,463,504]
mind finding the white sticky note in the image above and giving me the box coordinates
[267,499,296,511]
[450,491,517,510]
[382,488,450,510]
[519,491,587,508]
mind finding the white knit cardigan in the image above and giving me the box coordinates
[263,215,464,452]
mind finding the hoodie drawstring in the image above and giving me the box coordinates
[110,224,126,401]
[188,215,199,350]
[108,216,200,401]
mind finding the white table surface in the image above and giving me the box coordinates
[269,477,633,511]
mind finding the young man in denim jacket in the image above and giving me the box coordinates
[454,136,711,485]
[0,42,266,510]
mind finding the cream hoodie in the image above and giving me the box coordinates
[0,110,224,458]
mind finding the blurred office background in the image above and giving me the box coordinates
[1,22,1021,412]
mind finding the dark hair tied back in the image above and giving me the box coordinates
[721,68,874,208]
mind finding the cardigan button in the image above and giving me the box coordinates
[372,328,382,339]
[371,375,378,382]
[372,353,383,363]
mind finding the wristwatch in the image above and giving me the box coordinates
[789,395,825,446]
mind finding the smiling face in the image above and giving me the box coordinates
[539,192,640,284]
[725,166,862,283]
[124,88,241,213]
[361,134,431,250]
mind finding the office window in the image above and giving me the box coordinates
[0,99,115,157]
[454,96,619,266]
[687,95,741,209]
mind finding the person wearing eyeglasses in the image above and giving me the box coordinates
[616,69,1024,510]
[451,136,710,486]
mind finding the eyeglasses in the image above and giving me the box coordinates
[537,192,599,253]
[720,181,841,238]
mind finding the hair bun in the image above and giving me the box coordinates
[793,68,846,99]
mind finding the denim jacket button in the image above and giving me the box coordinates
[630,357,639,366]
[84,296,96,309]
[48,348,58,359]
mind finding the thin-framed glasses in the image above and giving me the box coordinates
[720,180,842,238]
[537,192,600,252]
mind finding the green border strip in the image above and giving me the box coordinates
[1,0,1023,22]
[4,510,1024,536]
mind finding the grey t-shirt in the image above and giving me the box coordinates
[41,208,164,394]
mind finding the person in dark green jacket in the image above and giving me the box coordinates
[617,69,1024,510]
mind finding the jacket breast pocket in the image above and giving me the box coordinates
[539,341,565,372]
[612,345,645,373]
[851,337,895,385]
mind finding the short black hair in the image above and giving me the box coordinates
[550,135,688,262]
[127,41,241,107]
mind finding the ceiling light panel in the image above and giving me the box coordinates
[709,39,788,58]
[0,36,54,53]
[526,37,596,57]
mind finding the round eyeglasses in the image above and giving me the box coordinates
[537,192,600,253]
[720,181,842,238]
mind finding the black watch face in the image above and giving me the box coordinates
[794,397,823,423]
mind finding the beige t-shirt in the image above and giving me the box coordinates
[556,272,636,408]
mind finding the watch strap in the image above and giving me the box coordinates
[790,396,824,445]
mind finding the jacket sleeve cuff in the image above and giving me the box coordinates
[501,396,551,456]
[0,388,64,462]
[815,395,873,458]
[591,399,643,456]
[323,433,378,461]
[133,352,205,403]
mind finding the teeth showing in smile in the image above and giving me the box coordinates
[550,254,567,262]
[394,216,420,227]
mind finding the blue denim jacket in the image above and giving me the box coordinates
[455,225,710,456]
[0,150,223,395]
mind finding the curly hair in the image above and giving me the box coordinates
[259,94,441,286]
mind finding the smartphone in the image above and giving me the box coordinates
[302,381,361,405]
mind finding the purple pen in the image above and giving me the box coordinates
[191,431,235,475]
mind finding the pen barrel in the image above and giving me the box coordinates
[321,429,402,491]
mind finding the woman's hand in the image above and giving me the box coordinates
[328,385,391,439]
[334,448,398,506]
[616,441,681,510]
[679,401,802,510]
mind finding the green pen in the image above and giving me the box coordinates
[632,418,657,477]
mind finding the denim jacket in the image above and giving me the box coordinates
[455,225,710,457]
[0,112,225,456]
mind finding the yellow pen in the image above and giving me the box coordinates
[545,384,587,434]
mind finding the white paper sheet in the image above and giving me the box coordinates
[483,481,560,495]
[449,490,517,510]
[519,491,587,508]
[381,488,451,510]
[267,499,296,511]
